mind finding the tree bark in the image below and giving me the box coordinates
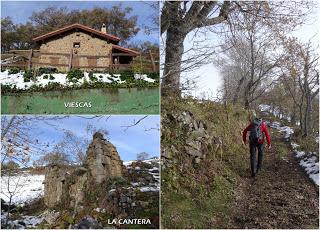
[162,29,186,96]
[161,1,232,97]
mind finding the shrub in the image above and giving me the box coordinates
[49,75,55,80]
[148,72,160,80]
[8,67,20,75]
[46,82,64,90]
[1,160,20,170]
[37,67,57,76]
[1,84,13,91]
[89,75,98,82]
[114,70,134,81]
[23,70,34,82]
[43,75,49,79]
[66,69,84,83]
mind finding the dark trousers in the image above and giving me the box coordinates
[249,141,264,176]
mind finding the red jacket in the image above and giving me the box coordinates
[243,122,271,145]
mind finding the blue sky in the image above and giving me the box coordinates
[4,115,160,163]
[1,0,159,44]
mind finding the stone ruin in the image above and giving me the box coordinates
[43,132,127,208]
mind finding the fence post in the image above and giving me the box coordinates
[68,49,73,71]
[139,54,143,73]
[28,49,33,70]
[109,52,113,72]
[149,50,156,72]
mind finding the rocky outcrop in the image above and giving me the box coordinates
[85,132,126,183]
[43,132,127,208]
[43,164,69,208]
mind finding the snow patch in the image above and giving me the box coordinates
[134,74,155,83]
[278,126,294,139]
[139,186,159,192]
[295,151,305,158]
[1,173,45,205]
[299,156,319,186]
[291,143,300,149]
[0,71,155,90]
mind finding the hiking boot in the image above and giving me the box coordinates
[251,172,256,178]
[256,167,262,174]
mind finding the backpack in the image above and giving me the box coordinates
[249,118,263,143]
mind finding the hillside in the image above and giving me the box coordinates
[161,97,319,229]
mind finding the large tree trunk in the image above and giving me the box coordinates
[161,1,232,97]
[303,93,312,137]
[162,28,186,96]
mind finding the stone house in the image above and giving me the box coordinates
[32,23,139,71]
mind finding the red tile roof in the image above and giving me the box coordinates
[112,45,140,56]
[32,23,121,42]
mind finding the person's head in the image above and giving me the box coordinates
[253,117,262,124]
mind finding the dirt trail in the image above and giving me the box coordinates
[228,133,319,229]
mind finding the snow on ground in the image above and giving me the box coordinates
[1,211,45,229]
[270,121,294,139]
[279,126,295,139]
[124,158,160,192]
[139,186,159,192]
[123,160,135,167]
[134,74,155,83]
[1,173,45,205]
[0,70,154,90]
[299,156,319,186]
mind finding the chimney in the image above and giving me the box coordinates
[101,23,107,34]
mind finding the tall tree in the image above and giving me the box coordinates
[1,5,140,51]
[1,17,16,52]
[281,39,319,136]
[29,6,140,45]
[161,1,313,97]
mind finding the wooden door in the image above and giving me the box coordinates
[72,57,79,68]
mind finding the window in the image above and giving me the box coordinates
[73,42,80,48]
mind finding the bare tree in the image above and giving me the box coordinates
[161,1,313,97]
[218,7,284,109]
[137,152,150,161]
[281,39,319,136]
[1,157,28,226]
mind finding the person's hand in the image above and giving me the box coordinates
[268,144,271,149]
[243,140,247,145]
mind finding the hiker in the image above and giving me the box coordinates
[243,117,271,177]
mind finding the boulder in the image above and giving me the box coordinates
[74,215,102,229]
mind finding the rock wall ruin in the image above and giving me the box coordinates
[43,132,127,208]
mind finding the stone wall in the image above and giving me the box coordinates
[37,31,112,71]
[162,110,219,166]
[43,132,127,208]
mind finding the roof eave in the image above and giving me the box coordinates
[32,23,121,43]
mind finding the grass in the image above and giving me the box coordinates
[161,97,251,229]
[161,176,233,229]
